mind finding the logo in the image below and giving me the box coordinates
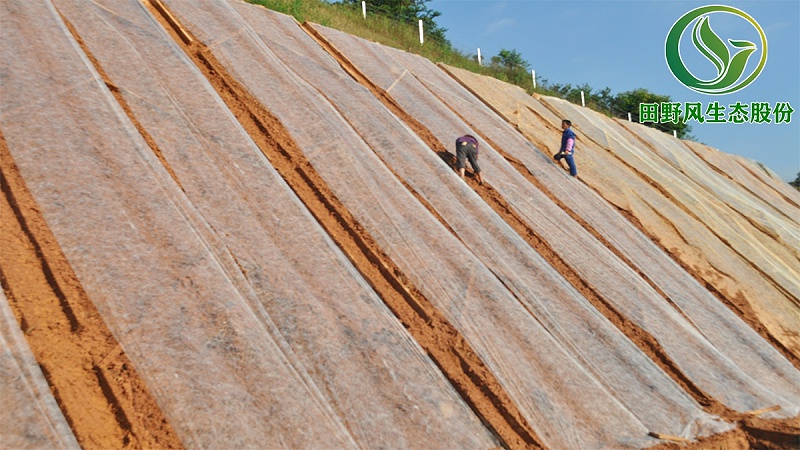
[665,5,767,95]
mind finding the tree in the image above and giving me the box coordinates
[611,89,670,117]
[790,172,800,190]
[490,49,529,71]
[486,48,531,87]
[610,88,692,139]
[541,82,613,112]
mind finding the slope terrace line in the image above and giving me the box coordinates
[402,64,800,436]
[300,23,734,419]
[615,119,800,250]
[645,198,800,366]
[684,144,799,226]
[438,65,701,327]
[444,111,735,418]
[144,2,541,448]
[510,92,799,367]
[314,89,463,241]
[613,120,800,288]
[736,160,800,209]
[301,22,449,156]
[527,94,751,242]
[58,13,185,194]
[532,94,715,228]
[0,131,183,449]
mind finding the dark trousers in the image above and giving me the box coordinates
[456,144,480,173]
[554,152,577,176]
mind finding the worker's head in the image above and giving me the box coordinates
[561,119,572,130]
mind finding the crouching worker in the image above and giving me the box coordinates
[455,134,483,185]
[553,119,578,177]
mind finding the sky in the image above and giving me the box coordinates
[427,0,800,182]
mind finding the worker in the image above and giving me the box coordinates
[553,119,578,177]
[455,134,483,185]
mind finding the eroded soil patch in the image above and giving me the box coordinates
[0,134,182,449]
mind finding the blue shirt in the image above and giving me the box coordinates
[560,128,576,154]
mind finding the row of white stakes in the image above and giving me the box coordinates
[360,1,424,43]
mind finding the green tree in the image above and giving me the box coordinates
[611,88,692,139]
[486,48,531,87]
[490,49,528,71]
[790,172,800,190]
[541,82,613,112]
[611,89,669,117]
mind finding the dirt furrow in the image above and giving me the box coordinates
[143,1,542,448]
[57,13,186,195]
[0,132,182,449]
[429,65,800,444]
[300,24,741,422]
[510,90,800,368]
[737,161,800,209]
[615,120,799,254]
[686,148,798,226]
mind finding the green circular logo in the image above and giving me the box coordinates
[665,5,767,95]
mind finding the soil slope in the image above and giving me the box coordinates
[1,0,798,449]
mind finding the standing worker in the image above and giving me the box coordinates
[455,134,483,185]
[554,119,578,177]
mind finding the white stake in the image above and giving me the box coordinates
[580,90,585,107]
[419,19,424,44]
[628,112,632,121]
[362,1,366,18]
[477,48,482,66]
[531,69,536,89]
[673,130,677,138]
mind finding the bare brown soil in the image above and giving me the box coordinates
[302,19,737,421]
[142,0,543,448]
[303,23,800,448]
[0,133,182,449]
[648,416,799,450]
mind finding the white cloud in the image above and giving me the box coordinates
[484,18,515,35]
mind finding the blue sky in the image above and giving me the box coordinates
[427,0,799,182]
